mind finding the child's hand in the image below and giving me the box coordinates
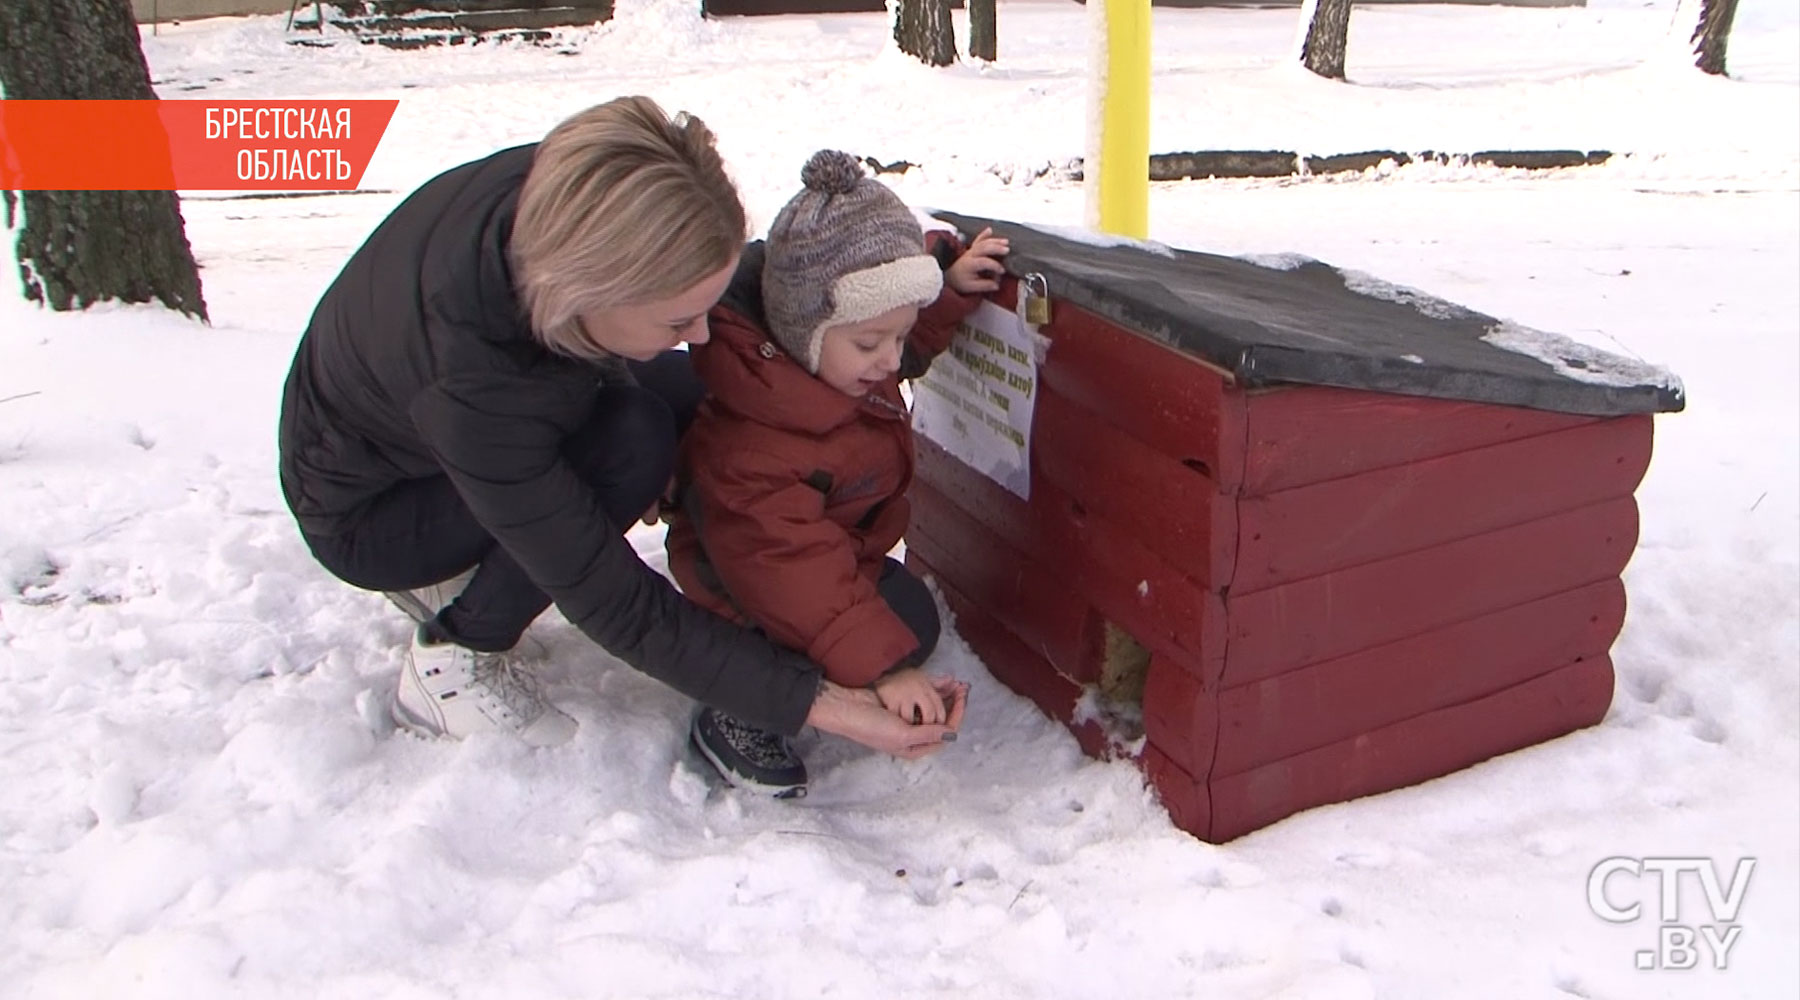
[945,227,1011,295]
[873,667,950,725]
[641,475,678,526]
[809,678,967,759]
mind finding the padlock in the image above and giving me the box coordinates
[1022,272,1052,327]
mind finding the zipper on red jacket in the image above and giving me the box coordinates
[863,393,910,423]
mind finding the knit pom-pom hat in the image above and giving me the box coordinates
[760,150,943,372]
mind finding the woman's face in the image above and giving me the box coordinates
[577,254,738,362]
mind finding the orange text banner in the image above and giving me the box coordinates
[0,100,399,191]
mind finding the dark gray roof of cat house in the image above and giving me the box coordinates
[932,211,1685,417]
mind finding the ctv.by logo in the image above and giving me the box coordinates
[1587,857,1756,970]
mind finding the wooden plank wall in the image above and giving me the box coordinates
[909,292,1651,841]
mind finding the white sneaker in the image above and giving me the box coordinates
[384,566,477,625]
[391,625,578,747]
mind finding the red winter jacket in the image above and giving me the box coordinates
[665,238,980,687]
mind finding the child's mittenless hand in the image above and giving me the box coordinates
[809,678,967,759]
[945,227,1011,295]
[641,474,678,526]
[873,666,950,725]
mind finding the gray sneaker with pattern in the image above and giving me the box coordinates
[691,707,808,798]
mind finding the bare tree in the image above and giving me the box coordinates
[0,0,207,319]
[894,0,957,68]
[1688,0,1739,75]
[969,0,996,63]
[1295,0,1352,81]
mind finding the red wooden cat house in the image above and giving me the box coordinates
[905,211,1684,842]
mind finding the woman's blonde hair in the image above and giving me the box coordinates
[512,96,747,360]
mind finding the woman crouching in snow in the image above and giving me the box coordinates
[279,99,962,761]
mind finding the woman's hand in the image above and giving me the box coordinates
[872,667,949,725]
[805,677,968,759]
[945,227,1011,295]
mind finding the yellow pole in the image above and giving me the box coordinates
[1096,0,1150,238]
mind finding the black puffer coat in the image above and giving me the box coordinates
[278,144,821,735]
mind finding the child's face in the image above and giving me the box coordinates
[816,305,919,397]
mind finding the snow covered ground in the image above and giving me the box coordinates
[2,0,1796,996]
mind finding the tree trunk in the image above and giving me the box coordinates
[1690,0,1739,75]
[1297,0,1352,81]
[0,0,208,319]
[969,0,996,63]
[894,0,956,68]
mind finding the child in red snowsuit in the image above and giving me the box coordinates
[665,149,1009,795]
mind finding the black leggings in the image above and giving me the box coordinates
[874,557,942,667]
[302,351,705,652]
